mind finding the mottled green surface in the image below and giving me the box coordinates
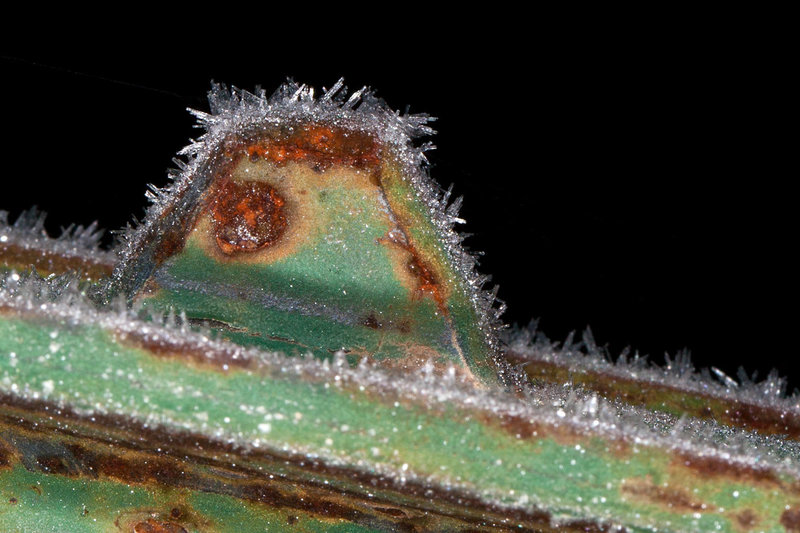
[0,464,379,533]
[2,309,798,531]
[146,240,446,361]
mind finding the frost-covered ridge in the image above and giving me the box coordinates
[506,320,800,415]
[3,271,800,490]
[0,208,112,263]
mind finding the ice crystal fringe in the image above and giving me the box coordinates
[106,78,511,381]
[0,208,112,264]
[505,320,800,412]
[4,271,800,497]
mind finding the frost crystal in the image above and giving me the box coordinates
[0,208,112,265]
[505,321,800,414]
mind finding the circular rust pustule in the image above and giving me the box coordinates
[210,180,288,255]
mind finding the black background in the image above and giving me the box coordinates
[1,18,793,389]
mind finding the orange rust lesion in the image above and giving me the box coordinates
[145,121,383,267]
[189,143,388,267]
[379,231,449,314]
[242,123,381,171]
[209,179,288,255]
[408,254,446,310]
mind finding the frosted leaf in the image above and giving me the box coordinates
[3,271,800,484]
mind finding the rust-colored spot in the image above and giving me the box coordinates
[8,497,16,504]
[477,409,631,455]
[132,519,188,533]
[379,231,448,314]
[210,179,287,255]
[0,443,10,468]
[782,508,800,531]
[243,123,380,171]
[407,255,444,307]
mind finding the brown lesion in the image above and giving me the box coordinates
[0,242,114,280]
[130,519,188,533]
[134,120,383,274]
[733,509,758,531]
[113,328,254,372]
[209,179,288,255]
[379,230,449,315]
[190,143,388,269]
[620,478,706,512]
[672,452,799,493]
[362,312,411,334]
[114,505,207,533]
[782,508,800,531]
[241,123,381,172]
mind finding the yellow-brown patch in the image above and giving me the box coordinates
[191,158,387,265]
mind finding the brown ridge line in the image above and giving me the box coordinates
[0,393,622,532]
[620,479,707,512]
[0,242,114,280]
[508,351,800,440]
[673,452,800,494]
[114,327,255,371]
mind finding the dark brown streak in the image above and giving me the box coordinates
[0,393,621,532]
[0,242,114,280]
